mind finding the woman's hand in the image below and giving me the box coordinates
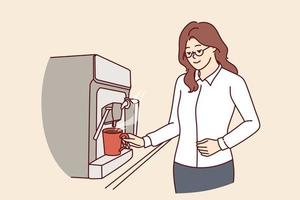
[196,138,220,157]
[122,133,145,148]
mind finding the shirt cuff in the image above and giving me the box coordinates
[143,136,152,148]
[218,137,229,150]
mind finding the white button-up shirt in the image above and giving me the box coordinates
[143,65,260,167]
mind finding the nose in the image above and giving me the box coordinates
[192,53,196,59]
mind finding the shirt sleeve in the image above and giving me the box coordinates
[221,76,261,149]
[144,76,182,147]
[143,135,152,148]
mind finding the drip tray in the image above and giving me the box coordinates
[89,149,133,179]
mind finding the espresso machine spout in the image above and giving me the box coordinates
[93,98,132,140]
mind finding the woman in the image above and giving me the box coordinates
[123,21,260,193]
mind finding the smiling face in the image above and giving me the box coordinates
[185,38,216,70]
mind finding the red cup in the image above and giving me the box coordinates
[102,127,130,156]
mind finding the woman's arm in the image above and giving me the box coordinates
[218,76,261,150]
[143,76,182,147]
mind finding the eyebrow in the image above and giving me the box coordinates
[186,44,202,49]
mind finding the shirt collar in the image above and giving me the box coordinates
[195,65,222,86]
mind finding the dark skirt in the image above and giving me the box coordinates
[173,160,234,193]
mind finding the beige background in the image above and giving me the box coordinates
[1,0,299,199]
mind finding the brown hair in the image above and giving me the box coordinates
[178,21,238,92]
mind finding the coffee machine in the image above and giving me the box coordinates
[42,54,139,179]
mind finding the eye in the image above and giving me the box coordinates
[186,52,191,56]
[197,50,202,53]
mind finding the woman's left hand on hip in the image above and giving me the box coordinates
[197,138,221,157]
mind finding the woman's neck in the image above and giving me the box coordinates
[199,56,219,80]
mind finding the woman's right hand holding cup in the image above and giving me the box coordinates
[122,134,145,148]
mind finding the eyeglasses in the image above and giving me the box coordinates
[185,46,210,58]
